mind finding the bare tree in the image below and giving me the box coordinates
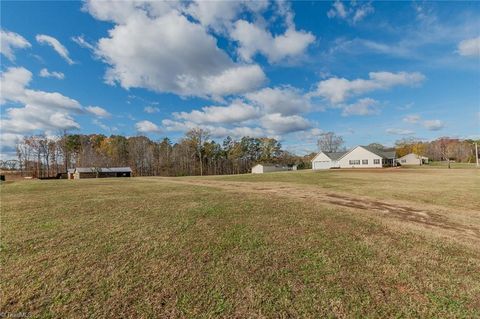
[317,132,344,152]
[185,128,210,176]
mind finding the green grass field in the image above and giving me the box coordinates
[2,168,479,318]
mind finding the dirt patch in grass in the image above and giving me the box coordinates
[324,193,480,238]
[161,178,480,244]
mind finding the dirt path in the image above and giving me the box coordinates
[158,178,480,244]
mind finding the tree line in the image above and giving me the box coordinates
[395,137,479,163]
[5,131,478,178]
[11,129,310,178]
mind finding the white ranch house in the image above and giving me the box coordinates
[396,153,429,165]
[312,146,397,170]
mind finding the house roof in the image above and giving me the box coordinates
[313,146,397,162]
[75,167,96,173]
[399,153,428,160]
[361,146,397,159]
[323,151,347,160]
[254,163,285,167]
[67,169,75,173]
[100,167,132,173]
[75,167,132,173]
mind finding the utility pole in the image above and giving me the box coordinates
[476,142,479,168]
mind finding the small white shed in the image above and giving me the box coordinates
[251,164,294,174]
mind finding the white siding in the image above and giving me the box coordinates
[312,152,336,170]
[338,146,382,168]
[312,161,333,170]
[397,153,428,165]
[252,165,290,174]
[251,165,264,174]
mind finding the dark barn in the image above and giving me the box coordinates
[73,167,132,179]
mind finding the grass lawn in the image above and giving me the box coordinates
[2,168,480,318]
[427,161,478,169]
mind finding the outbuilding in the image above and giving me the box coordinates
[67,168,75,179]
[397,153,429,165]
[251,164,296,174]
[73,167,132,179]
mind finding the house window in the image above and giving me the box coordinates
[349,160,360,165]
[374,159,380,164]
[362,160,368,165]
[401,159,406,163]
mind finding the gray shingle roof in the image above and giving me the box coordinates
[254,163,288,168]
[75,167,96,173]
[323,151,347,160]
[75,167,132,173]
[361,146,396,159]
[100,167,132,173]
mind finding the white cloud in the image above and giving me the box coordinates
[135,120,162,133]
[87,2,266,99]
[164,83,315,137]
[423,119,445,131]
[86,105,111,118]
[174,100,258,124]
[162,109,313,137]
[144,106,160,114]
[184,0,314,64]
[327,1,347,19]
[0,29,31,61]
[226,126,266,138]
[162,119,266,139]
[1,67,81,112]
[457,37,480,57]
[184,0,270,33]
[39,68,65,80]
[245,86,311,115]
[312,71,425,103]
[0,133,25,155]
[341,98,379,116]
[203,65,266,99]
[92,119,111,131]
[403,114,421,124]
[36,34,74,64]
[161,119,196,132]
[231,19,315,63]
[71,35,95,50]
[185,1,250,33]
[327,1,374,24]
[352,3,374,23]
[386,128,415,135]
[0,67,82,147]
[260,113,312,135]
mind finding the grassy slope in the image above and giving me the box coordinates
[1,170,480,318]
[207,168,480,210]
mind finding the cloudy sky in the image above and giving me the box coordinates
[1,1,479,158]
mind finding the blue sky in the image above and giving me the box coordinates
[1,0,479,159]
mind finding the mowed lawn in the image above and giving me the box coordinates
[1,169,480,318]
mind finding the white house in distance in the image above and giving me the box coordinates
[252,164,297,174]
[311,146,397,170]
[397,153,429,165]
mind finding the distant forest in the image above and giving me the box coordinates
[1,129,478,178]
[7,129,311,178]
